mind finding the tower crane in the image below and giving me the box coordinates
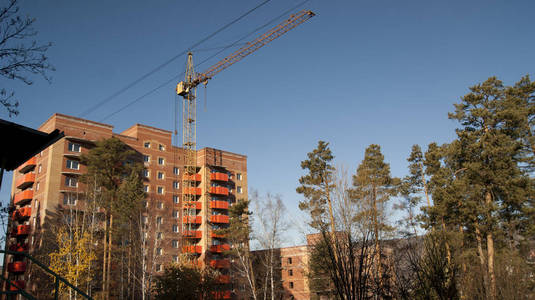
[177,9,315,261]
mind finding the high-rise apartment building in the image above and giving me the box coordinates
[3,113,247,298]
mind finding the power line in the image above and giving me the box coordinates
[80,0,272,118]
[98,0,312,122]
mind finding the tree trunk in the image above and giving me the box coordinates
[372,184,382,291]
[106,214,113,300]
[485,192,496,300]
[102,212,108,297]
[474,224,488,297]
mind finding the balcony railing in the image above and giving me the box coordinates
[183,245,202,254]
[210,244,230,253]
[210,215,229,224]
[213,290,231,299]
[216,275,230,284]
[12,225,31,237]
[183,201,202,210]
[12,207,31,221]
[182,216,202,224]
[183,173,202,181]
[7,262,27,274]
[210,259,230,269]
[211,231,226,238]
[183,230,202,239]
[210,201,229,210]
[13,190,33,206]
[184,187,202,195]
[16,173,35,190]
[210,173,228,182]
[8,280,25,291]
[18,157,36,173]
[8,243,29,253]
[209,187,228,196]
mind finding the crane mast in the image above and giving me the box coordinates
[177,9,315,261]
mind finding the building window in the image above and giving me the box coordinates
[237,186,243,194]
[158,157,165,165]
[143,169,149,178]
[173,167,179,175]
[142,200,148,208]
[288,257,292,264]
[173,210,179,218]
[142,216,148,224]
[173,195,179,204]
[156,264,162,272]
[237,173,242,180]
[156,217,162,225]
[173,181,179,189]
[63,194,76,205]
[68,142,81,152]
[157,171,164,180]
[65,176,77,187]
[173,255,179,262]
[289,269,293,276]
[289,282,294,289]
[157,186,164,194]
[36,182,40,191]
[144,142,150,148]
[66,159,79,170]
[144,185,149,192]
[159,144,165,151]
[157,232,162,240]
[157,202,164,209]
[143,155,150,163]
[38,164,42,173]
[173,224,179,233]
[172,240,179,248]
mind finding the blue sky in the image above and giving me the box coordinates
[1,0,534,246]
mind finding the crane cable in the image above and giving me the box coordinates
[98,0,312,122]
[80,0,273,118]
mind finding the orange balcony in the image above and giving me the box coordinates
[8,280,25,291]
[183,245,202,254]
[210,172,228,182]
[216,275,230,284]
[183,230,202,239]
[16,173,35,189]
[13,190,33,206]
[12,225,31,236]
[184,187,202,195]
[210,201,229,210]
[210,215,229,224]
[182,216,202,224]
[210,259,230,269]
[183,173,202,181]
[18,157,36,173]
[209,187,228,196]
[213,290,231,299]
[210,244,230,253]
[183,201,202,210]
[12,207,31,221]
[211,231,226,238]
[8,262,26,273]
[8,243,29,252]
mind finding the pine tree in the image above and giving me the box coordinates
[447,76,534,299]
[352,144,398,294]
[80,137,141,299]
[296,140,336,233]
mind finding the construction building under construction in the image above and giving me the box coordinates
[3,113,247,298]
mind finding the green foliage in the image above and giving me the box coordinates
[152,264,220,300]
[352,144,398,235]
[296,140,335,229]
